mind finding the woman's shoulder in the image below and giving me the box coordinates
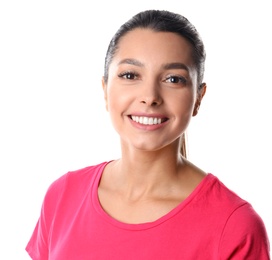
[207,175,267,231]
[201,173,248,207]
[65,161,109,184]
[196,174,270,252]
[43,161,109,202]
[215,185,270,257]
[180,159,250,210]
[51,161,108,186]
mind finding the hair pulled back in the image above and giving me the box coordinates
[104,10,206,87]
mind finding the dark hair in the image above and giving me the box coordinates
[103,10,206,157]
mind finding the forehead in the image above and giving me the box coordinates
[113,28,194,66]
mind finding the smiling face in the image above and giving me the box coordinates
[102,28,203,152]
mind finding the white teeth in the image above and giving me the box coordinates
[131,116,162,125]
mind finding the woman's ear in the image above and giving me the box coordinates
[193,83,206,116]
[102,77,108,111]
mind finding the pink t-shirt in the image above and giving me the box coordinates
[26,161,270,259]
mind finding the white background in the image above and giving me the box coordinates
[0,0,271,259]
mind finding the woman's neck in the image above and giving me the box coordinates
[107,147,185,200]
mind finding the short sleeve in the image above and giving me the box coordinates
[25,174,67,259]
[219,203,270,259]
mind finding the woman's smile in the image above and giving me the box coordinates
[128,114,169,131]
[131,115,163,125]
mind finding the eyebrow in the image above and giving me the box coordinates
[163,62,189,71]
[117,58,144,67]
[117,59,189,72]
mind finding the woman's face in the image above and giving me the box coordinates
[103,28,202,152]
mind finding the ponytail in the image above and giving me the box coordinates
[180,132,188,158]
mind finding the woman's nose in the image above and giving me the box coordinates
[139,82,162,106]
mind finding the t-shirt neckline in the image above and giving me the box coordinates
[92,161,213,231]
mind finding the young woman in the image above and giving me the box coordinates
[26,10,270,259]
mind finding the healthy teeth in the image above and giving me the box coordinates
[131,116,162,125]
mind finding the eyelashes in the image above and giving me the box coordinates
[117,71,188,86]
[118,71,139,80]
[164,75,187,85]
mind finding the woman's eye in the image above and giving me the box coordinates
[165,75,187,84]
[118,72,138,80]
